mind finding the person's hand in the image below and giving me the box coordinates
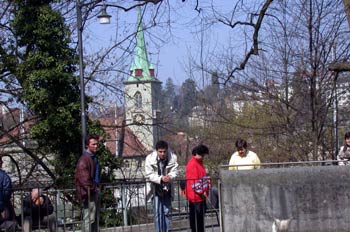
[203,191,208,198]
[34,196,44,206]
[161,175,171,183]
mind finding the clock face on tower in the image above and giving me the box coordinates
[133,113,145,124]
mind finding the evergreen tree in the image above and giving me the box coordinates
[179,78,198,117]
[160,77,177,115]
[4,0,95,184]
[164,78,176,111]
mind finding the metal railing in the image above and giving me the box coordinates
[6,178,219,231]
[221,159,343,170]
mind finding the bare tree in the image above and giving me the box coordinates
[182,0,350,163]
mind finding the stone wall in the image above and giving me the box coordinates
[220,166,350,232]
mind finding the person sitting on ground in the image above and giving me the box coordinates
[0,156,17,232]
[20,188,56,232]
[229,139,261,170]
[337,131,350,165]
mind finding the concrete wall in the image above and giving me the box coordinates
[220,166,350,232]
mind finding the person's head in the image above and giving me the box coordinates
[235,139,248,156]
[31,188,41,202]
[345,132,350,146]
[155,140,168,160]
[85,134,99,154]
[192,144,209,162]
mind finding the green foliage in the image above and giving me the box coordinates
[100,208,123,228]
[99,187,123,227]
[99,184,151,228]
[179,78,197,117]
[160,78,177,113]
[4,1,113,185]
[90,120,123,183]
[159,78,176,126]
[8,1,83,182]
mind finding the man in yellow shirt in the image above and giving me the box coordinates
[229,139,261,170]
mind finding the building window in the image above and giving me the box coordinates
[135,91,142,109]
[135,69,142,77]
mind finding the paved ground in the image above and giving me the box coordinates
[96,210,221,232]
[169,214,220,231]
[171,226,220,232]
[99,218,220,232]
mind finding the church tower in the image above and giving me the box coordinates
[124,8,162,151]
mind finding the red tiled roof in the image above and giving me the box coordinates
[95,117,148,157]
[0,108,33,145]
[0,108,149,158]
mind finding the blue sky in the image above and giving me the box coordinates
[81,1,235,87]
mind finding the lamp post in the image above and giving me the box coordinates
[332,46,339,161]
[333,81,338,160]
[75,0,111,151]
[76,0,86,152]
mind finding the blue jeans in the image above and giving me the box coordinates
[153,193,171,232]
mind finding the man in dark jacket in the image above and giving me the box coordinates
[21,188,56,232]
[74,135,100,232]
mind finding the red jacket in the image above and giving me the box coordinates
[185,156,209,203]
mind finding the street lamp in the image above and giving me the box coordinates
[76,0,111,151]
[98,3,111,24]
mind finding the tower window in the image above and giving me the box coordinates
[135,69,142,77]
[134,91,142,109]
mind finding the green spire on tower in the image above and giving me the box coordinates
[126,7,155,82]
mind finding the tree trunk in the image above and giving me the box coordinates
[343,0,350,28]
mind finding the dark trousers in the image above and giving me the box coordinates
[189,201,206,232]
[23,215,56,232]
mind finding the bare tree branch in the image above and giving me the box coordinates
[329,61,350,72]
[0,128,56,181]
[223,0,274,84]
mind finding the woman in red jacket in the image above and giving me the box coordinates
[186,144,210,232]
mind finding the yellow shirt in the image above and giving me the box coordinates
[228,150,261,170]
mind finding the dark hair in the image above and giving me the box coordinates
[345,132,350,140]
[155,140,168,150]
[235,139,247,149]
[192,144,209,156]
[343,132,350,152]
[85,134,99,148]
